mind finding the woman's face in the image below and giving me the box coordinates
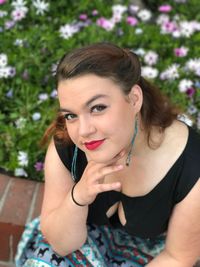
[58,74,138,163]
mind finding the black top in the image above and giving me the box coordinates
[54,126,200,238]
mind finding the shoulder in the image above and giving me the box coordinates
[169,121,200,202]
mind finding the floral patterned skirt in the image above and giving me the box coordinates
[15,217,166,267]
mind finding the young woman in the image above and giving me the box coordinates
[16,43,200,267]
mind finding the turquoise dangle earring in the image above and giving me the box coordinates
[71,145,78,181]
[125,115,138,166]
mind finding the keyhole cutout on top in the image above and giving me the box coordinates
[106,201,127,226]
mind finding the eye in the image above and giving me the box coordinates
[91,105,107,113]
[64,113,77,121]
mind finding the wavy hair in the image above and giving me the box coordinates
[41,43,180,147]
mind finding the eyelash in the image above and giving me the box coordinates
[64,104,107,121]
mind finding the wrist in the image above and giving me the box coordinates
[71,183,87,207]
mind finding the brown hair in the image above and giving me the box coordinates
[41,43,180,147]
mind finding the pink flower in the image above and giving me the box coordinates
[92,10,98,16]
[79,14,88,20]
[158,5,172,13]
[174,47,188,57]
[0,0,6,4]
[162,21,177,33]
[96,17,115,31]
[34,162,44,171]
[126,16,138,26]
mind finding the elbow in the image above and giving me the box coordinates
[51,236,87,257]
[40,222,87,257]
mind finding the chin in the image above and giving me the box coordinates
[88,150,122,164]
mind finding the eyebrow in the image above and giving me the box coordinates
[59,94,109,113]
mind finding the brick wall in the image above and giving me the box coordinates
[0,174,44,267]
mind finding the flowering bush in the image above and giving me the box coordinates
[1,0,200,181]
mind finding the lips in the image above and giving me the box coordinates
[84,139,105,150]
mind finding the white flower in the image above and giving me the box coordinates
[0,66,16,78]
[11,8,27,21]
[111,13,123,23]
[177,114,193,126]
[32,112,41,121]
[0,54,8,67]
[7,66,16,77]
[18,151,28,167]
[187,105,197,115]
[137,9,152,22]
[160,64,179,80]
[141,66,158,79]
[50,89,57,98]
[38,93,48,101]
[11,0,27,8]
[133,48,145,56]
[14,39,24,46]
[135,28,143,34]
[179,21,195,37]
[112,4,127,16]
[59,24,79,39]
[32,0,49,15]
[129,5,140,14]
[156,14,170,25]
[15,168,28,177]
[172,29,181,38]
[178,79,193,92]
[0,11,8,18]
[185,58,200,72]
[191,21,200,31]
[144,51,158,66]
[15,117,26,129]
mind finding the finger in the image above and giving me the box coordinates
[93,164,124,182]
[95,181,121,193]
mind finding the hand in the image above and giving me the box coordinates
[72,151,125,206]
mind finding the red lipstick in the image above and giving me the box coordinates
[84,139,105,150]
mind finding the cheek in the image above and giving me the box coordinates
[65,124,78,142]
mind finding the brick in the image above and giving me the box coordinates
[0,222,24,261]
[0,175,10,199]
[0,178,37,225]
[31,182,44,220]
[0,174,44,264]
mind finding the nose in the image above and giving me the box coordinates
[78,116,96,138]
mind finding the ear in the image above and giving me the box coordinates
[128,84,143,113]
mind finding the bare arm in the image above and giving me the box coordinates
[40,140,88,256]
[147,178,200,267]
[40,140,123,256]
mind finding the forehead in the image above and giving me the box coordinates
[57,74,124,103]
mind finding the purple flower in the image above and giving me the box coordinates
[126,16,138,26]
[34,162,44,171]
[5,20,16,30]
[22,69,29,80]
[92,10,98,16]
[79,14,88,20]
[50,89,57,98]
[186,87,195,97]
[6,88,13,98]
[158,5,172,13]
